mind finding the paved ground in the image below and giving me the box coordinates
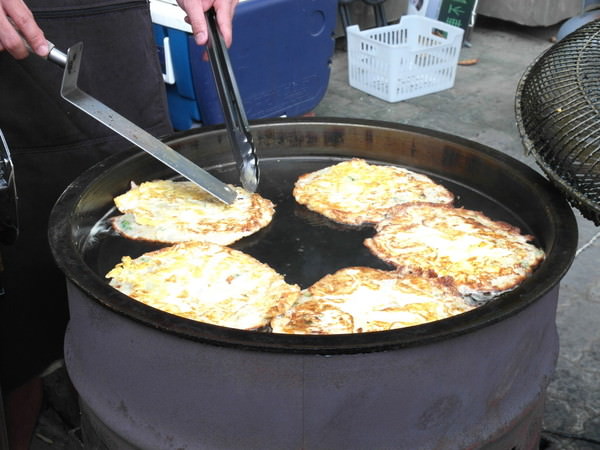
[28,15,600,450]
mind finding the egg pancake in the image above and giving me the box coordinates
[111,180,274,245]
[106,241,301,330]
[364,203,545,298]
[293,158,454,225]
[270,267,473,334]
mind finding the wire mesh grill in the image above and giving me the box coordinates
[516,20,600,225]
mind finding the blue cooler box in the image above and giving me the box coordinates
[151,0,337,129]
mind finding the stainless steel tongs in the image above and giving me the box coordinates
[205,8,260,192]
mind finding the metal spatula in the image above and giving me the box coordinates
[205,8,260,192]
[34,40,237,204]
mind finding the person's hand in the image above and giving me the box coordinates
[0,0,48,58]
[175,0,238,47]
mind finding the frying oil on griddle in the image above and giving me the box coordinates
[82,158,536,290]
[232,196,393,288]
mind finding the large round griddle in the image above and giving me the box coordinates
[49,118,578,354]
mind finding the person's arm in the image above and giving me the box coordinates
[0,0,48,58]
[175,0,238,47]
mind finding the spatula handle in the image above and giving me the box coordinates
[45,42,68,67]
[11,20,67,67]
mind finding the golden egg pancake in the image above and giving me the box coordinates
[106,241,301,330]
[111,180,275,245]
[364,203,545,298]
[270,267,473,334]
[292,158,454,226]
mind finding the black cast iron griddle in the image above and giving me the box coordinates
[83,156,529,291]
[51,118,577,353]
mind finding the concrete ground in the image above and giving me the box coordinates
[28,15,600,450]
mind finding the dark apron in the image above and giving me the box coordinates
[0,0,173,390]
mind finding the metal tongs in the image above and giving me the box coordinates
[21,34,237,204]
[205,8,260,192]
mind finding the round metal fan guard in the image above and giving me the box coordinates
[516,19,600,225]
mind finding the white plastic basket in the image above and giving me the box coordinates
[346,16,464,102]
